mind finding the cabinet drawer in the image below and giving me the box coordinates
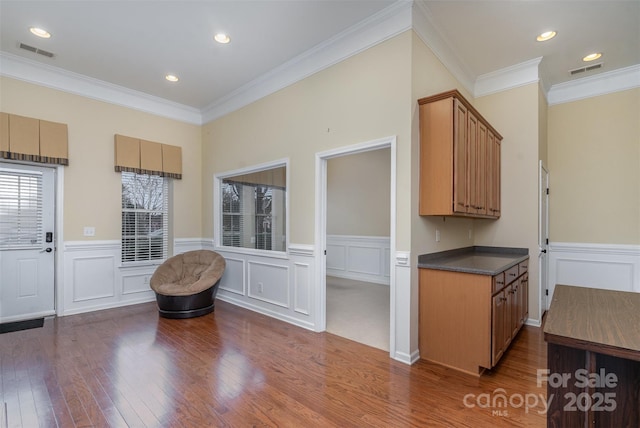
[519,260,529,276]
[493,272,505,294]
[505,265,519,284]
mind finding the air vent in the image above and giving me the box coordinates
[569,62,603,76]
[19,42,54,58]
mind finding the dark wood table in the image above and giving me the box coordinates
[543,284,640,427]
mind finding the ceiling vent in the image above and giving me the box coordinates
[569,62,603,76]
[19,42,54,58]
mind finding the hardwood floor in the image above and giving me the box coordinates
[1,301,547,427]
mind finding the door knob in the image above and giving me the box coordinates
[41,247,53,253]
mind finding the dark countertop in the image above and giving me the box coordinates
[544,284,640,358]
[417,246,529,275]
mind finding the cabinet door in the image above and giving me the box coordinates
[503,284,513,349]
[511,279,520,337]
[492,291,506,366]
[520,273,529,326]
[453,99,469,214]
[466,111,478,214]
[487,133,501,217]
[473,121,487,215]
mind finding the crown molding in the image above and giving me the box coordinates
[547,64,640,106]
[412,0,475,95]
[474,57,542,98]
[200,0,413,124]
[0,52,202,124]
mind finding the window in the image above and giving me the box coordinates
[0,169,42,249]
[121,172,169,263]
[220,165,286,252]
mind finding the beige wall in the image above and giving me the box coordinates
[0,77,203,241]
[410,31,476,261]
[202,31,413,248]
[539,83,548,165]
[475,83,541,321]
[548,88,640,245]
[327,148,391,236]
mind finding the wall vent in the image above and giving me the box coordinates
[19,42,54,58]
[569,62,603,76]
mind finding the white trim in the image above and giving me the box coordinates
[201,1,412,123]
[474,57,542,98]
[213,158,290,257]
[412,1,475,95]
[326,235,390,285]
[64,240,120,252]
[547,64,640,106]
[0,52,202,125]
[289,244,314,257]
[548,242,640,301]
[315,136,399,359]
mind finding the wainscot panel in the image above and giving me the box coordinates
[326,235,390,285]
[548,242,640,301]
[62,240,160,316]
[214,244,316,331]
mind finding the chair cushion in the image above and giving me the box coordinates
[150,250,226,297]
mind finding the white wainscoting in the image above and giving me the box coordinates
[548,242,640,303]
[326,235,390,285]
[62,241,157,316]
[214,244,317,331]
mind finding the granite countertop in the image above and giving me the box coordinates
[417,246,529,275]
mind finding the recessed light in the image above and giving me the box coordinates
[583,53,602,62]
[214,33,230,44]
[536,31,556,42]
[165,74,179,82]
[29,27,51,39]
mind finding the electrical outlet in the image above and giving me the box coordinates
[468,229,472,240]
[435,229,441,242]
[258,282,264,293]
[83,226,95,237]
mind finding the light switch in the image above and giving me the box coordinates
[83,226,96,237]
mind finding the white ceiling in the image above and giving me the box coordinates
[1,0,639,118]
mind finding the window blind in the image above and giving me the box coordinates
[0,169,43,249]
[121,172,168,263]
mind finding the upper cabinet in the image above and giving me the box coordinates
[418,90,502,219]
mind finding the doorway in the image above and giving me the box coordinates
[0,163,56,323]
[539,161,549,315]
[315,136,396,355]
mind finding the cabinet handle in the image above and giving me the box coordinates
[522,265,528,269]
[509,273,517,277]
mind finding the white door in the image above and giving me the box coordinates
[539,161,549,313]
[0,163,56,323]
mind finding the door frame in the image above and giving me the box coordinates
[315,136,397,356]
[0,160,64,318]
[538,160,549,315]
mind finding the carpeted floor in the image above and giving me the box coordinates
[326,276,390,351]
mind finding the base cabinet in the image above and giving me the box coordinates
[420,258,529,375]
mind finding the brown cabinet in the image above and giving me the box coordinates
[419,256,529,375]
[491,260,529,366]
[418,90,502,218]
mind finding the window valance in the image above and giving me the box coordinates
[0,112,69,166]
[114,134,182,179]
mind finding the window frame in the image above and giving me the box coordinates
[214,159,289,258]
[120,171,172,266]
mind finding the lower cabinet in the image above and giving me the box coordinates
[419,258,529,375]
[491,271,528,366]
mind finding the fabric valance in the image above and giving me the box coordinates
[0,112,69,166]
[114,134,182,179]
